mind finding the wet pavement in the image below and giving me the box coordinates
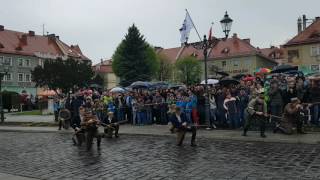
[0,131,320,180]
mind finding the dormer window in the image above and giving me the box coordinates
[221,48,230,54]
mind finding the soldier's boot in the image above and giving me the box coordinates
[242,129,248,136]
[97,135,101,149]
[190,127,197,147]
[115,125,120,138]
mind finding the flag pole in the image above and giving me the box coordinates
[185,9,202,41]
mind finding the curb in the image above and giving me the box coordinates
[0,127,319,145]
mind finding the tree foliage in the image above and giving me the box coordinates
[175,56,202,85]
[31,58,94,93]
[112,24,159,86]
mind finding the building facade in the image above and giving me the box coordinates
[156,33,278,81]
[283,17,320,74]
[92,59,119,89]
[0,25,90,95]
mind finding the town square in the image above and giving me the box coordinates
[1,0,320,179]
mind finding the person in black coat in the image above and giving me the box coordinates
[170,107,196,146]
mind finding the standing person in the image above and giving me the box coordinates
[103,112,119,138]
[136,97,146,125]
[114,94,125,122]
[283,78,297,106]
[308,77,320,125]
[71,94,84,128]
[188,90,199,125]
[144,92,153,124]
[53,98,60,122]
[170,107,197,147]
[185,97,193,124]
[216,87,227,127]
[268,80,284,129]
[224,93,239,129]
[131,95,138,125]
[207,93,217,129]
[125,92,133,123]
[242,91,268,138]
[153,92,164,124]
[237,89,249,127]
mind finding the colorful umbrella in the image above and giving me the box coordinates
[255,68,271,74]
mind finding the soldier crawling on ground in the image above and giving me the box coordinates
[72,106,102,150]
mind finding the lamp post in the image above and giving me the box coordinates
[188,11,233,127]
[0,63,9,123]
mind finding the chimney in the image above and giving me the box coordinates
[297,17,302,34]
[48,33,56,40]
[21,34,28,45]
[243,38,250,44]
[302,14,307,30]
[0,25,4,31]
[28,30,35,36]
[232,33,238,38]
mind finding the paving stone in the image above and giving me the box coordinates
[0,132,320,179]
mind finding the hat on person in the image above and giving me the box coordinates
[290,97,300,103]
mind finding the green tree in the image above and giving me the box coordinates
[156,54,173,81]
[31,58,94,93]
[175,56,202,85]
[112,24,159,86]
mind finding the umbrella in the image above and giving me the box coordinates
[232,74,247,80]
[255,68,271,74]
[89,84,102,89]
[243,76,255,81]
[219,77,240,86]
[215,71,229,77]
[110,87,126,93]
[130,81,151,89]
[150,82,169,89]
[200,79,219,85]
[38,90,57,96]
[271,65,298,74]
[168,84,187,90]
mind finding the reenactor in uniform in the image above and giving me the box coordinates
[242,91,268,138]
[274,97,306,134]
[170,106,197,146]
[103,112,120,138]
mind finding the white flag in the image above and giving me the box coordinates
[179,11,194,44]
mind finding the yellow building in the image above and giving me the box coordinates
[283,17,320,73]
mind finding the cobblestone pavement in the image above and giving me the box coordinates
[0,132,320,180]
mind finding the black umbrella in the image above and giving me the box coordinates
[216,71,229,77]
[271,65,298,74]
[219,77,240,86]
[232,74,248,80]
[130,81,151,89]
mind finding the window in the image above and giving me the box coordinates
[233,60,239,67]
[18,58,24,66]
[2,73,12,81]
[222,61,227,67]
[18,73,24,82]
[288,50,299,63]
[5,73,12,81]
[0,56,3,63]
[311,46,320,56]
[25,59,30,67]
[25,74,31,82]
[4,57,12,66]
[311,65,320,72]
[38,59,44,67]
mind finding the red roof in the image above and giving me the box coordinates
[207,34,258,59]
[284,18,320,46]
[156,33,276,64]
[93,59,113,73]
[259,46,285,60]
[0,27,90,61]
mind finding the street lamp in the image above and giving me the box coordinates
[0,63,9,123]
[220,11,233,39]
[187,12,233,127]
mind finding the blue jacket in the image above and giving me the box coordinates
[170,113,188,129]
[185,102,193,113]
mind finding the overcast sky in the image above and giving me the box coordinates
[1,0,319,64]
